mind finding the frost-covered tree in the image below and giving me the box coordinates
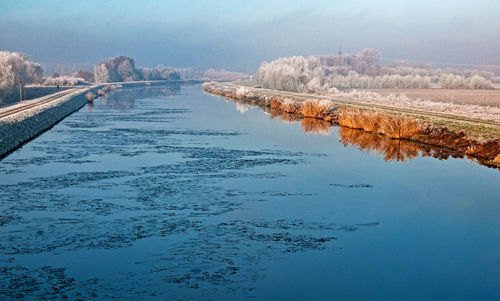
[93,63,111,83]
[256,56,324,92]
[93,56,139,83]
[117,59,138,82]
[72,70,94,82]
[0,51,43,100]
[177,68,247,81]
[94,56,181,83]
[469,75,493,89]
[139,66,180,80]
[256,49,493,92]
[159,67,180,80]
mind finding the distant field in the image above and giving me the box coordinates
[361,88,500,107]
[233,80,500,108]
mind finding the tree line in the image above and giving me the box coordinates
[256,49,498,93]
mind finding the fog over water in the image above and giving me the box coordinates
[1,0,499,71]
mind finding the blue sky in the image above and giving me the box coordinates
[1,0,499,72]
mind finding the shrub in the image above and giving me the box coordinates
[300,100,332,118]
[338,108,421,139]
[379,115,422,139]
[280,98,301,113]
[270,97,282,109]
[358,111,382,132]
[338,108,365,129]
[86,92,94,101]
[235,86,249,98]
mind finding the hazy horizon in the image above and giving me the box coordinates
[1,0,499,72]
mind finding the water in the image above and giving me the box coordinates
[0,83,499,300]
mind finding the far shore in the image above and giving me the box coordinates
[0,79,204,109]
[203,81,500,169]
[0,80,202,158]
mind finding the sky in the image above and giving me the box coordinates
[1,0,499,72]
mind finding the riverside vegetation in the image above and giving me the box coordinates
[203,82,500,168]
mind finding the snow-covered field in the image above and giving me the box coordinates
[332,89,500,122]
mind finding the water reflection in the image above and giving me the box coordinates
[267,108,301,124]
[266,108,333,135]
[1,84,500,299]
[98,84,181,112]
[301,118,332,135]
[235,102,254,114]
[230,98,498,169]
[339,127,420,162]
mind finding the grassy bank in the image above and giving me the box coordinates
[203,81,500,168]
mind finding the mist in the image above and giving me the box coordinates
[1,0,499,72]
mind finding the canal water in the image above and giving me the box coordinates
[1,83,499,300]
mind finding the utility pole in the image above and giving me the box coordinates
[19,80,23,103]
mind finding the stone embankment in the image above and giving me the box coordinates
[0,81,165,158]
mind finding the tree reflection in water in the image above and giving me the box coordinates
[338,127,420,162]
[99,84,181,112]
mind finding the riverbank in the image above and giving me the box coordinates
[203,82,500,168]
[0,86,75,109]
[0,87,96,158]
[0,80,193,158]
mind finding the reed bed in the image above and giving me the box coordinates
[203,82,500,164]
[300,100,331,118]
[338,108,422,139]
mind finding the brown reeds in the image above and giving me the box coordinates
[270,97,282,109]
[359,112,382,132]
[379,115,422,139]
[203,83,500,170]
[300,100,329,118]
[338,108,422,139]
[338,108,364,129]
[280,99,301,114]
